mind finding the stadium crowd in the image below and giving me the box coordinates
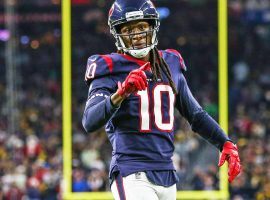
[0,0,270,199]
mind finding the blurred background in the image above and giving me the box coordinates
[0,0,270,199]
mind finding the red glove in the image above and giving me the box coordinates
[117,62,150,97]
[218,141,241,183]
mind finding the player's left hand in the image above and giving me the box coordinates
[218,141,241,183]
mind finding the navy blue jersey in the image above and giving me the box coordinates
[82,49,229,185]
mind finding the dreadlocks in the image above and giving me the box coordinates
[150,47,178,94]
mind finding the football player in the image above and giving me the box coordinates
[82,0,241,199]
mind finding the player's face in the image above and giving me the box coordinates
[119,20,152,50]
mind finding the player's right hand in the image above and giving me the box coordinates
[117,62,150,98]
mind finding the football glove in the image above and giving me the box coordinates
[117,62,150,97]
[218,141,241,183]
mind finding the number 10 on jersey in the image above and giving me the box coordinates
[136,84,175,132]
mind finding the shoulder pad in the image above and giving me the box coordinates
[84,54,114,86]
[165,49,187,71]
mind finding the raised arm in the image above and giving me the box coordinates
[83,63,149,132]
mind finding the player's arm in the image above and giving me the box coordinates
[82,62,149,132]
[82,78,120,133]
[110,92,125,107]
[176,73,241,182]
[176,73,229,149]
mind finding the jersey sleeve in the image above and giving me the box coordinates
[175,73,230,151]
[84,54,113,86]
[82,55,119,133]
[82,76,119,133]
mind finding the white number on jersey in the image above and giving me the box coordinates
[137,84,175,132]
[85,62,97,80]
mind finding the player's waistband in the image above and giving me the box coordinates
[110,159,175,178]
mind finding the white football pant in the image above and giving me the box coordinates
[111,172,176,200]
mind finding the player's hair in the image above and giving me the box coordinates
[118,47,178,94]
[150,47,177,94]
